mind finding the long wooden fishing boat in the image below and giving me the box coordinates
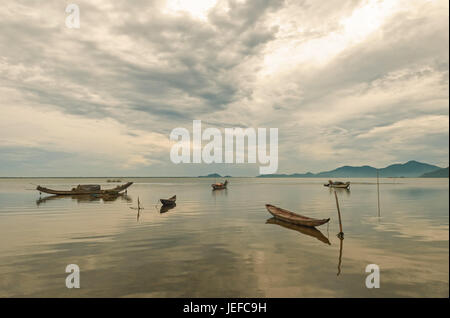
[36,182,133,195]
[324,180,350,189]
[266,217,330,245]
[212,180,228,190]
[160,195,176,206]
[265,204,330,227]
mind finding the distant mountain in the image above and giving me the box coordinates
[258,161,442,178]
[420,167,449,178]
[315,165,377,178]
[380,161,441,177]
[257,172,315,178]
[198,173,225,178]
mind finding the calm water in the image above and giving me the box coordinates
[0,178,448,297]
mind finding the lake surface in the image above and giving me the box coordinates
[0,178,448,297]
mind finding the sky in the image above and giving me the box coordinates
[0,0,448,177]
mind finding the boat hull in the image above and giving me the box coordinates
[265,204,330,227]
[212,180,228,190]
[324,182,350,189]
[160,195,176,205]
[212,185,227,190]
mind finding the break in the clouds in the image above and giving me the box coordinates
[0,0,448,176]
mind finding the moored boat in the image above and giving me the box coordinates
[36,182,133,195]
[212,180,228,190]
[265,204,330,227]
[324,180,350,189]
[160,195,176,206]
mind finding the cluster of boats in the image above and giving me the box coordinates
[36,178,349,228]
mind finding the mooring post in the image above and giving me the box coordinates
[377,170,380,217]
[334,190,344,238]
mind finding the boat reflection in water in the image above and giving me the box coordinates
[328,187,351,197]
[36,193,132,206]
[160,203,176,214]
[266,217,331,245]
[211,188,227,197]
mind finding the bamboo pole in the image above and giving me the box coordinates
[334,191,344,238]
[377,170,380,217]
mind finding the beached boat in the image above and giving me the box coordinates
[36,182,133,195]
[266,217,330,245]
[324,180,350,189]
[160,195,176,206]
[212,180,228,190]
[265,204,330,227]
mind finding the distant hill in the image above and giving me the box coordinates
[420,167,449,178]
[198,173,231,178]
[258,161,442,178]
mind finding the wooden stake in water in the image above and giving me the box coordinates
[377,170,380,217]
[334,191,344,238]
[130,196,144,211]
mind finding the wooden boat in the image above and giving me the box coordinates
[324,180,350,189]
[265,204,330,227]
[160,195,176,206]
[266,217,330,245]
[212,180,228,190]
[36,182,133,195]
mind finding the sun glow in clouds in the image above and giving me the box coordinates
[261,0,400,74]
[164,0,218,20]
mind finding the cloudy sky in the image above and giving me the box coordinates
[0,0,448,177]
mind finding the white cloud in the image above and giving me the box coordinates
[0,0,448,175]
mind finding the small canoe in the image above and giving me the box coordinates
[324,180,350,189]
[212,180,228,190]
[160,195,176,206]
[265,204,330,227]
[266,217,330,245]
[36,182,133,195]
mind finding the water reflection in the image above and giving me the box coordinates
[212,188,228,196]
[266,217,331,245]
[0,177,447,297]
[328,187,351,196]
[36,193,132,205]
[160,203,176,214]
[337,236,344,276]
